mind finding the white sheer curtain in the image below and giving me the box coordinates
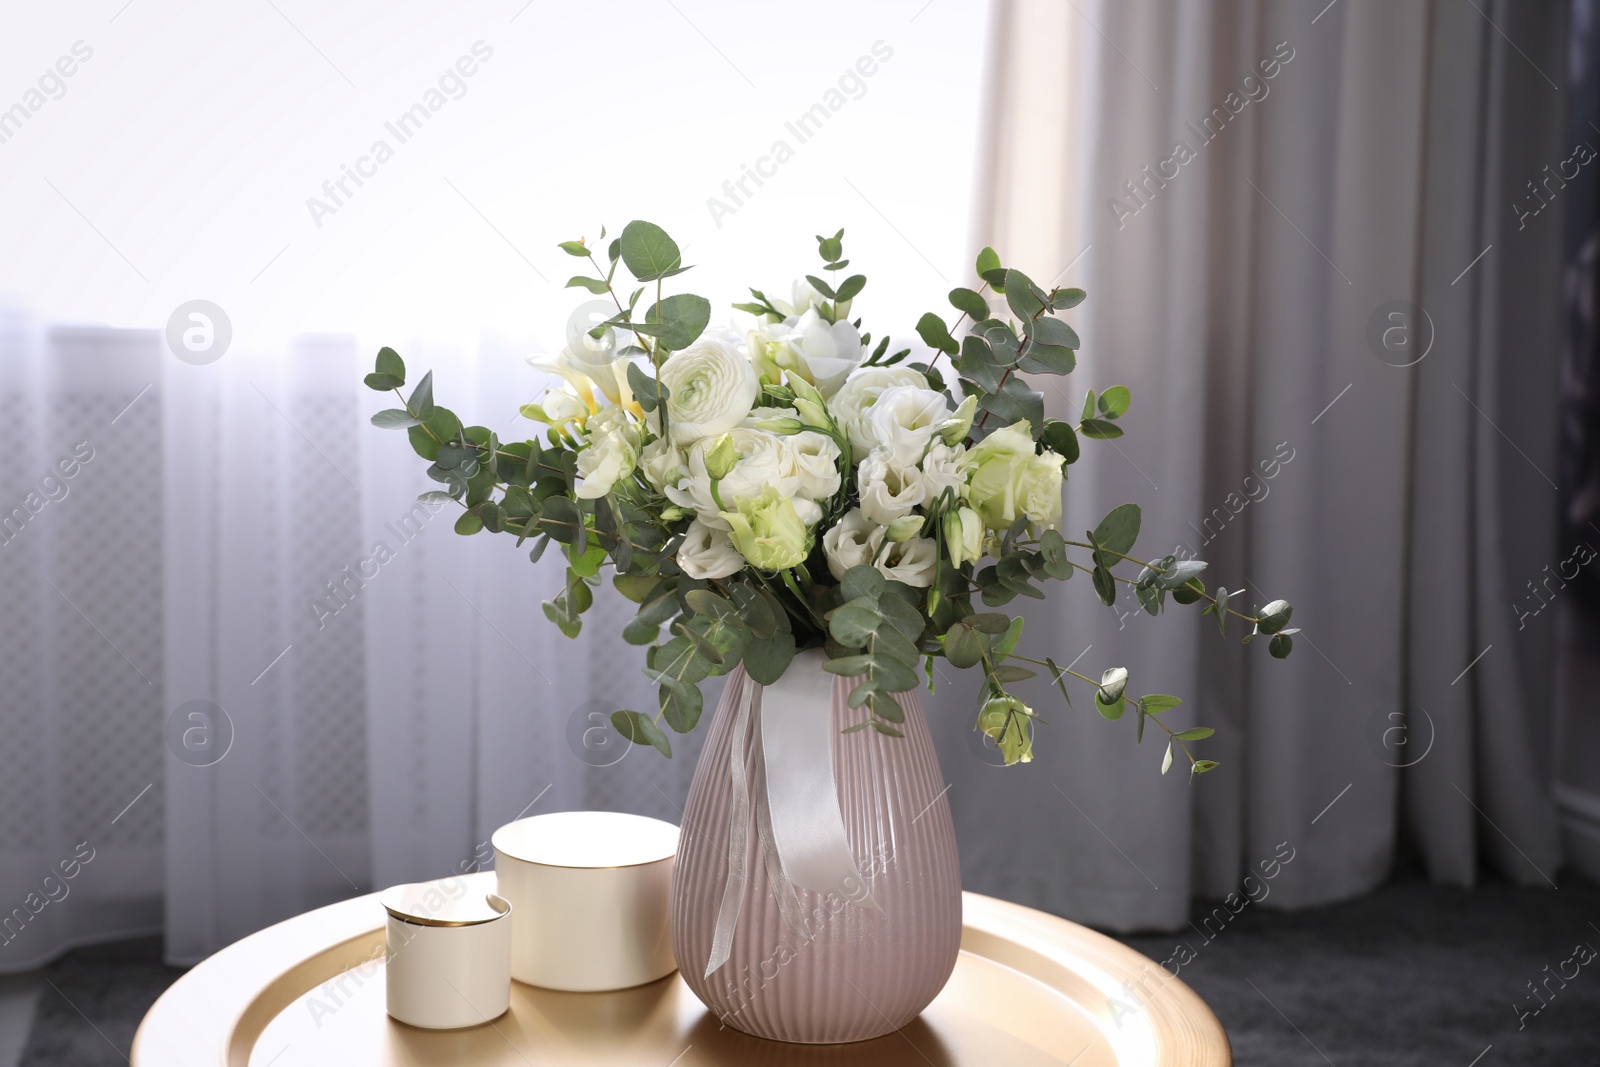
[942,0,1568,931]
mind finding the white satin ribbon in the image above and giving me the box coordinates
[704,649,879,978]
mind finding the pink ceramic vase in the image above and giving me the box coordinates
[671,656,962,1044]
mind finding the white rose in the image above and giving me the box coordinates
[920,441,968,501]
[665,427,800,529]
[857,448,925,526]
[639,437,687,493]
[822,507,883,581]
[868,385,952,467]
[574,408,640,499]
[831,366,929,454]
[677,519,745,579]
[878,535,937,588]
[787,431,842,501]
[659,334,760,444]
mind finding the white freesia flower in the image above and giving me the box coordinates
[528,342,631,408]
[638,437,687,493]
[878,535,937,588]
[677,519,744,579]
[868,385,952,467]
[788,431,843,501]
[574,408,640,499]
[524,383,588,429]
[831,366,929,454]
[822,507,882,581]
[665,427,799,529]
[857,448,926,526]
[658,334,760,444]
[920,441,968,501]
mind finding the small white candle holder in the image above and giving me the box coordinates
[492,811,679,991]
[381,880,512,1030]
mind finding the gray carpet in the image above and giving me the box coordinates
[14,876,1600,1065]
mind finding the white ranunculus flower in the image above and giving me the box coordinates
[574,408,640,499]
[857,448,926,526]
[677,519,745,579]
[787,431,842,501]
[782,309,864,398]
[878,535,937,588]
[831,366,930,454]
[638,437,687,493]
[822,507,883,581]
[665,427,799,529]
[658,334,760,444]
[920,441,968,501]
[868,385,952,467]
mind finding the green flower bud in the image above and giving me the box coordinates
[978,694,1034,766]
[748,416,805,435]
[938,394,979,445]
[704,433,739,480]
[885,514,926,542]
[942,506,984,567]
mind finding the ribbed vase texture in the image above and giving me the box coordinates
[671,662,962,1044]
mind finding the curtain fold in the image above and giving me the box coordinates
[952,0,1566,930]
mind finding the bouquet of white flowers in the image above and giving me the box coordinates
[364,222,1295,774]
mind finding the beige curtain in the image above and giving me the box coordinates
[930,0,1566,929]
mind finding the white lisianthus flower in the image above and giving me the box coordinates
[773,277,852,322]
[665,427,799,529]
[831,366,929,454]
[868,385,953,467]
[857,448,926,527]
[787,431,843,501]
[722,487,810,571]
[781,309,864,398]
[574,408,640,499]
[658,334,760,444]
[878,535,937,588]
[822,507,882,581]
[920,441,968,501]
[677,519,745,579]
[961,420,1066,530]
[638,437,687,493]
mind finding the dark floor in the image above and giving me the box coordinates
[13,875,1600,1065]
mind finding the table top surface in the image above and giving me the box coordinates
[133,872,1230,1066]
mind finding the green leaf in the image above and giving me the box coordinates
[1079,418,1124,439]
[1093,504,1141,557]
[565,274,612,294]
[743,629,797,685]
[1097,385,1131,419]
[1052,287,1086,310]
[618,220,682,281]
[614,573,659,604]
[975,246,1002,282]
[1257,600,1293,635]
[1213,587,1232,636]
[539,496,584,545]
[364,372,404,390]
[804,274,838,300]
[626,361,665,411]
[823,654,875,677]
[558,240,590,257]
[949,287,989,321]
[1139,694,1183,715]
[941,624,984,669]
[835,274,866,301]
[454,511,483,535]
[1031,315,1080,351]
[657,675,704,733]
[1003,268,1046,320]
[1173,727,1214,741]
[829,601,882,648]
[684,589,738,621]
[840,565,886,603]
[1192,759,1220,776]
[645,293,712,352]
[1092,565,1116,605]
[406,371,435,419]
[1039,419,1080,465]
[1269,632,1294,659]
[1095,691,1126,721]
[371,408,420,429]
[567,539,608,579]
[990,665,1035,684]
[1080,389,1097,422]
[992,616,1025,661]
[877,594,926,644]
[611,709,671,757]
[915,313,959,356]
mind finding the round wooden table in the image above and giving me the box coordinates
[133,873,1229,1065]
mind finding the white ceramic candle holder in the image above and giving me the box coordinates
[492,811,679,992]
[381,880,512,1030]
